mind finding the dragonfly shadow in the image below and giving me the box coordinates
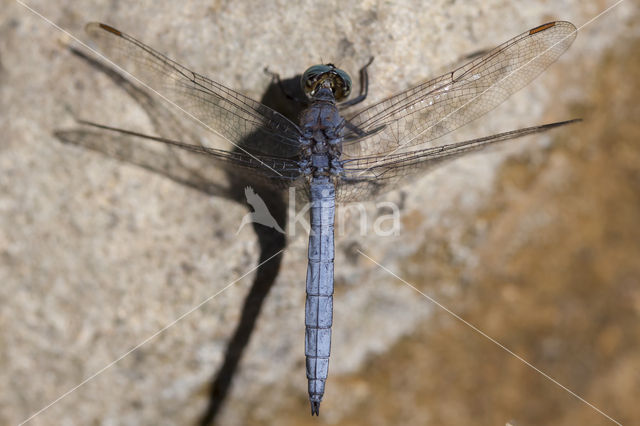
[54,47,305,425]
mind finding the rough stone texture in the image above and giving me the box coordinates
[1,1,638,425]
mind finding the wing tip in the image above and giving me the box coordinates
[529,22,557,35]
[546,117,583,128]
[85,22,122,36]
[529,20,577,36]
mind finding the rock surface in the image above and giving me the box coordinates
[1,1,638,425]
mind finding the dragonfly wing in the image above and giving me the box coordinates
[85,23,303,158]
[341,21,576,158]
[55,122,304,196]
[335,120,579,202]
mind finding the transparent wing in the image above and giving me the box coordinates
[85,22,303,158]
[341,21,576,158]
[335,120,579,201]
[55,121,304,194]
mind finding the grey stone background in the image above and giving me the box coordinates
[1,0,638,425]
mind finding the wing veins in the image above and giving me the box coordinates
[75,119,302,179]
[85,23,303,150]
[341,21,577,157]
[342,119,580,178]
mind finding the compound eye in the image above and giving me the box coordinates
[300,64,353,100]
[301,65,333,96]
[332,68,352,101]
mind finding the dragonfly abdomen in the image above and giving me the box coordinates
[305,177,336,415]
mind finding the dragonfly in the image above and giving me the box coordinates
[69,21,577,415]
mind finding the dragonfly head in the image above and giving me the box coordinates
[301,64,352,101]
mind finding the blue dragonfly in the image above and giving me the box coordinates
[61,21,578,415]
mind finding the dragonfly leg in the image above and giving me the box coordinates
[263,66,308,104]
[342,119,368,137]
[339,56,374,109]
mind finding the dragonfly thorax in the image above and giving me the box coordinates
[298,98,344,178]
